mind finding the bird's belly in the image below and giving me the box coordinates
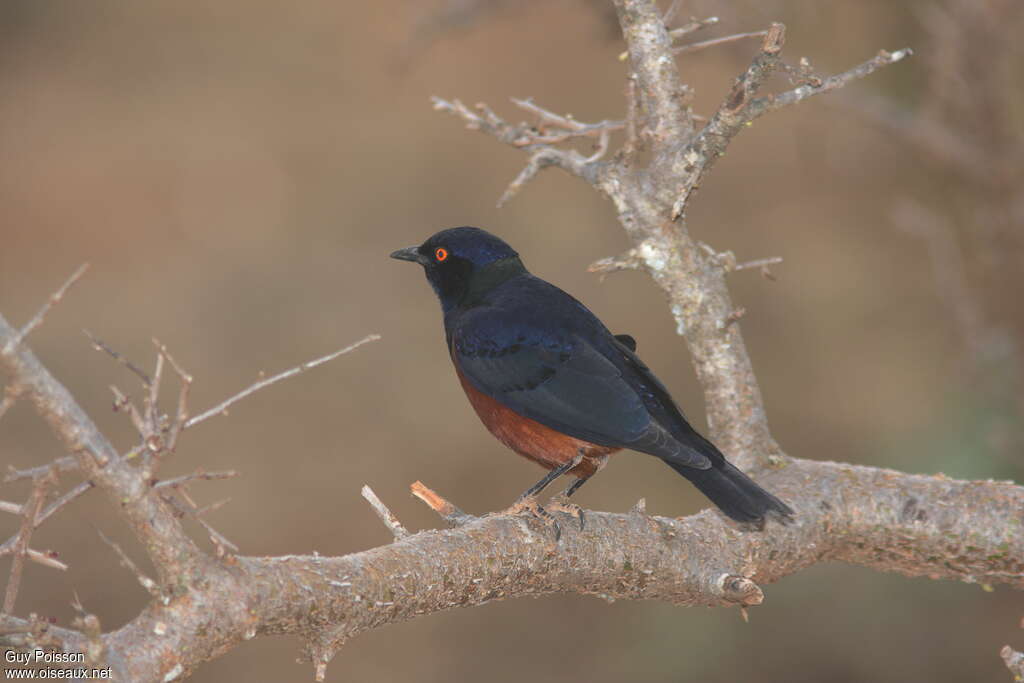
[454,366,618,478]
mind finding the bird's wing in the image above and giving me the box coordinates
[451,318,710,469]
[609,335,723,468]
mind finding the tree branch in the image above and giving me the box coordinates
[4,461,1017,681]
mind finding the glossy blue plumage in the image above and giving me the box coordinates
[392,227,793,524]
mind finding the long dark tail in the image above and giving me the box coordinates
[666,459,794,525]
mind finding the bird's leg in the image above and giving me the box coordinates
[514,454,583,502]
[548,471,591,531]
[504,453,585,542]
[562,476,590,498]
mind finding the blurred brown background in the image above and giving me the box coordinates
[2,1,1022,681]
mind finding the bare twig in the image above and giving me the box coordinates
[5,456,77,484]
[2,471,53,613]
[194,498,231,518]
[83,330,151,387]
[361,485,410,540]
[8,264,89,350]
[761,48,912,114]
[160,492,239,557]
[25,549,67,571]
[617,15,720,60]
[0,476,85,568]
[674,30,767,55]
[509,97,624,145]
[35,481,94,528]
[497,146,598,207]
[196,518,237,557]
[185,334,380,429]
[733,256,784,272]
[153,470,238,490]
[680,26,911,220]
[432,95,609,206]
[110,385,146,437]
[97,529,159,597]
[669,16,720,39]
[587,249,643,280]
[144,351,164,439]
[153,339,193,454]
[410,481,474,527]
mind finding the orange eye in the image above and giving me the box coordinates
[434,247,449,262]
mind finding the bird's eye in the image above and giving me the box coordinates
[434,247,449,262]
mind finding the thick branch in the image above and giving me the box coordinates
[613,0,693,139]
[20,463,1020,681]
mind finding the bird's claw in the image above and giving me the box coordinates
[503,496,563,541]
[547,494,585,531]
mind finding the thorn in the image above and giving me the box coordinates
[587,249,642,281]
[719,307,747,329]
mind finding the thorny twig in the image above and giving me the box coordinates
[673,30,767,55]
[2,470,54,614]
[84,330,151,387]
[4,456,77,484]
[185,334,381,429]
[97,529,159,597]
[8,265,90,350]
[153,470,238,490]
[161,493,238,557]
[153,340,192,455]
[432,97,610,206]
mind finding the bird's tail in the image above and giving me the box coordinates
[665,458,794,525]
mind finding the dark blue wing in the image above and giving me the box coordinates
[450,311,711,469]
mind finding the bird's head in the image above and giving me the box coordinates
[390,227,525,311]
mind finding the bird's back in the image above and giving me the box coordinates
[446,273,716,468]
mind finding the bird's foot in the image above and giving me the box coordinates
[502,495,563,541]
[547,494,585,531]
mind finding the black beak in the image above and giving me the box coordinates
[390,246,427,265]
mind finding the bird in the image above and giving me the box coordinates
[391,226,793,527]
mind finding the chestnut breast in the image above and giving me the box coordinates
[452,363,618,478]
